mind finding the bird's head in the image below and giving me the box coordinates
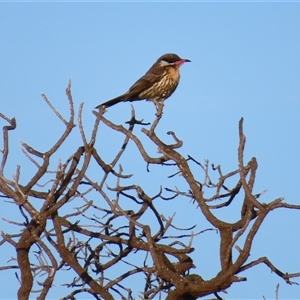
[158,53,191,67]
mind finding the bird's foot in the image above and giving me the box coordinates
[154,100,164,117]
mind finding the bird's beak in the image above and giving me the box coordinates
[176,58,191,66]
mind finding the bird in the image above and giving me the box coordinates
[95,53,191,109]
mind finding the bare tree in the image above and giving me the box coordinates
[0,82,300,300]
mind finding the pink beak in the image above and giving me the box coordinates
[176,58,191,66]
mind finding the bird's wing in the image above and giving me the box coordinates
[128,66,166,95]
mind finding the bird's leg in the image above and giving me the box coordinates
[154,100,164,117]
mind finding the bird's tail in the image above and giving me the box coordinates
[95,95,125,109]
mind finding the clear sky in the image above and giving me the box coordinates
[1,2,300,299]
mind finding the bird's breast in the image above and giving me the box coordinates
[166,65,180,81]
[139,67,180,101]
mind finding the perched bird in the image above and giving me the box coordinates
[95,53,191,108]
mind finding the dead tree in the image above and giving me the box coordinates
[0,82,299,300]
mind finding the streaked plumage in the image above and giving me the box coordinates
[95,53,190,108]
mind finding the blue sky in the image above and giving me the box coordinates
[0,2,300,299]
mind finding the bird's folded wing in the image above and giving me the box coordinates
[128,69,164,94]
